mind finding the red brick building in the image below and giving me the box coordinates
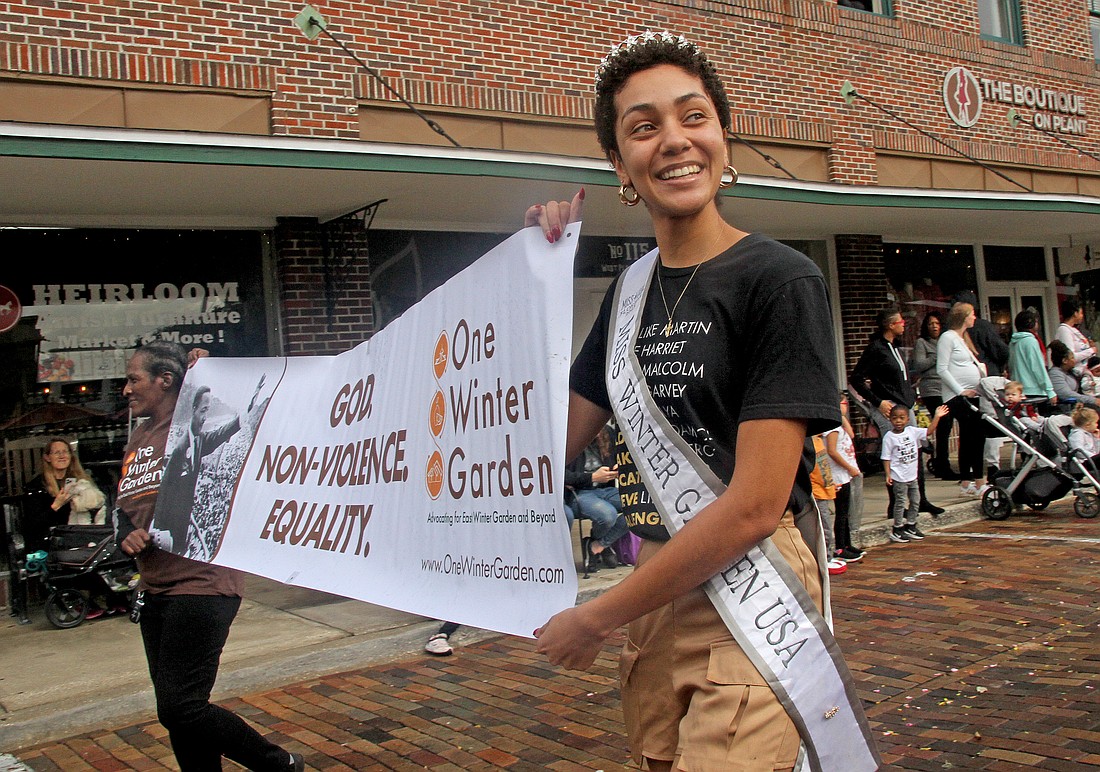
[0,1,1098,473]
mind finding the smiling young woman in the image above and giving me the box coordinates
[527,32,878,772]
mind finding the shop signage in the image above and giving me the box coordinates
[943,66,982,128]
[0,285,21,334]
[943,66,1088,135]
[0,230,268,383]
[574,235,657,278]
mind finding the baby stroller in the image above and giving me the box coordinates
[41,524,139,628]
[1041,414,1100,519]
[974,377,1087,520]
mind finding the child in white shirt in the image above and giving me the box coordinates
[1068,406,1100,463]
[826,393,864,559]
[882,403,948,543]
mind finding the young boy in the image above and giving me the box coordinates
[882,403,949,543]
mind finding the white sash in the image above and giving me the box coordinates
[607,249,880,772]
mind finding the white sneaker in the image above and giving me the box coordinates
[424,633,453,656]
[960,481,979,496]
[976,483,991,496]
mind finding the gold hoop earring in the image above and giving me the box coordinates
[618,184,640,207]
[718,165,739,189]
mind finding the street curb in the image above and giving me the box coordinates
[0,500,987,752]
[856,498,984,548]
[1,580,624,752]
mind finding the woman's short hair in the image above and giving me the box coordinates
[946,302,973,330]
[919,311,943,339]
[876,307,901,333]
[1049,339,1072,367]
[1014,308,1038,332]
[135,340,188,392]
[1061,298,1082,321]
[594,33,731,161]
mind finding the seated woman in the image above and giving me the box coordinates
[564,424,628,570]
[1048,340,1097,410]
[23,437,106,550]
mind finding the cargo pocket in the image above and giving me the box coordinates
[680,643,798,771]
[618,639,647,765]
[619,638,640,687]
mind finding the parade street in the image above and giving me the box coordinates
[11,500,1100,771]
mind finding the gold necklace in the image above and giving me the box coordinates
[655,231,723,337]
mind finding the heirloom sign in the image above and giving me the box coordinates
[943,66,1087,135]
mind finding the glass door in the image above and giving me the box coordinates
[984,284,1054,345]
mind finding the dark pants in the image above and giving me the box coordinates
[947,395,985,481]
[921,396,955,475]
[141,593,290,772]
[834,483,852,551]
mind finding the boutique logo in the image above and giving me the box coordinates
[943,66,982,128]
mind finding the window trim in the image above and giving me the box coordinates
[837,0,894,16]
[1090,0,1100,63]
[979,0,1024,45]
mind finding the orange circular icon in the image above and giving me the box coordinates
[426,450,445,500]
[429,390,446,437]
[433,331,449,380]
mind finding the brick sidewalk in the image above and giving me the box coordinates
[13,503,1100,770]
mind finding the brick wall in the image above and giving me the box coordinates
[274,216,375,355]
[0,1,1096,170]
[836,233,892,380]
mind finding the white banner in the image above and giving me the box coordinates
[152,225,580,637]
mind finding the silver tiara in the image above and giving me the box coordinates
[595,30,693,89]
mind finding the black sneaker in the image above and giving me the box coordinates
[889,528,910,543]
[600,548,620,569]
[839,546,864,562]
[905,524,926,540]
[290,752,305,772]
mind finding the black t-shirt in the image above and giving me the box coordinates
[569,233,840,541]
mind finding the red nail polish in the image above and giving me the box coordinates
[547,232,555,243]
[552,227,561,241]
[579,187,586,200]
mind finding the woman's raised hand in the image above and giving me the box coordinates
[524,188,585,244]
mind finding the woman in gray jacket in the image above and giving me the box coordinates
[1049,340,1098,408]
[912,311,954,478]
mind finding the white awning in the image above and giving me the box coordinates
[1,122,1098,245]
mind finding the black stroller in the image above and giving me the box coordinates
[974,377,1095,520]
[40,524,139,628]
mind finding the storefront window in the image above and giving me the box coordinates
[882,243,977,351]
[983,245,1046,282]
[0,229,269,496]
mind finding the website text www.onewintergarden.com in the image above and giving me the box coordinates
[421,554,567,584]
